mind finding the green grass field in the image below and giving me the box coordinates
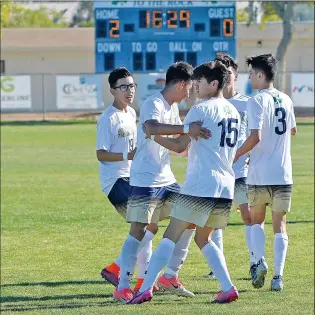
[1,119,314,315]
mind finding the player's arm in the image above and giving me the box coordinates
[143,119,211,139]
[170,109,190,156]
[234,129,261,162]
[290,101,297,136]
[153,134,191,153]
[96,148,136,162]
[169,134,189,157]
[154,103,205,153]
[96,115,137,162]
[142,98,210,139]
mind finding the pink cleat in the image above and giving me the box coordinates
[113,287,134,304]
[127,288,153,304]
[213,286,239,303]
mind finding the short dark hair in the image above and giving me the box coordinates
[214,53,238,72]
[246,54,277,82]
[108,67,132,88]
[193,60,229,90]
[165,62,194,85]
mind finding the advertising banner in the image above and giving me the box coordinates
[135,73,166,109]
[1,76,32,109]
[56,75,102,109]
[291,73,314,107]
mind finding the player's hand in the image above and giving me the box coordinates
[188,122,212,140]
[127,147,137,160]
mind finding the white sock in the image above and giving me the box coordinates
[274,233,288,277]
[245,225,256,265]
[114,254,121,267]
[137,231,155,279]
[140,238,175,292]
[118,235,140,290]
[201,242,233,292]
[164,229,195,278]
[137,230,155,253]
[251,224,265,261]
[212,229,224,252]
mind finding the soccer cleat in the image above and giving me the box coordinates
[157,275,195,297]
[101,267,120,287]
[271,275,284,291]
[204,271,216,280]
[113,287,134,303]
[133,278,159,294]
[252,258,268,289]
[133,278,144,294]
[127,288,153,304]
[213,286,239,303]
[249,264,257,281]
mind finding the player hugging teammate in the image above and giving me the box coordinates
[96,53,296,305]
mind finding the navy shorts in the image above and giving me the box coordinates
[107,177,131,217]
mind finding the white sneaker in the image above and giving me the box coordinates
[252,258,268,289]
[204,271,216,280]
[271,275,283,291]
[249,263,257,281]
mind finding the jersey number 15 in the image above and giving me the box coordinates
[218,118,239,147]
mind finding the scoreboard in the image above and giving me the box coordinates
[94,1,236,73]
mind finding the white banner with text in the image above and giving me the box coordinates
[56,75,102,109]
[1,76,32,109]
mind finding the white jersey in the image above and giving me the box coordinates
[181,98,240,199]
[228,92,250,179]
[96,104,137,195]
[246,88,296,185]
[130,92,181,187]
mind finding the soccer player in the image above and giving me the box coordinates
[114,62,211,303]
[129,60,240,305]
[96,67,158,293]
[205,54,256,281]
[234,54,297,291]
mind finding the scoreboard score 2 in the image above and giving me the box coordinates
[95,1,236,73]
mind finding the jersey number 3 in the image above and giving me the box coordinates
[218,118,239,147]
[275,108,287,135]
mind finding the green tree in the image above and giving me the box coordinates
[1,3,67,28]
[237,8,249,23]
[237,2,282,24]
[246,2,302,90]
[69,2,94,27]
[1,2,17,28]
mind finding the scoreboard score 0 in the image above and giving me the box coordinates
[94,1,236,73]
